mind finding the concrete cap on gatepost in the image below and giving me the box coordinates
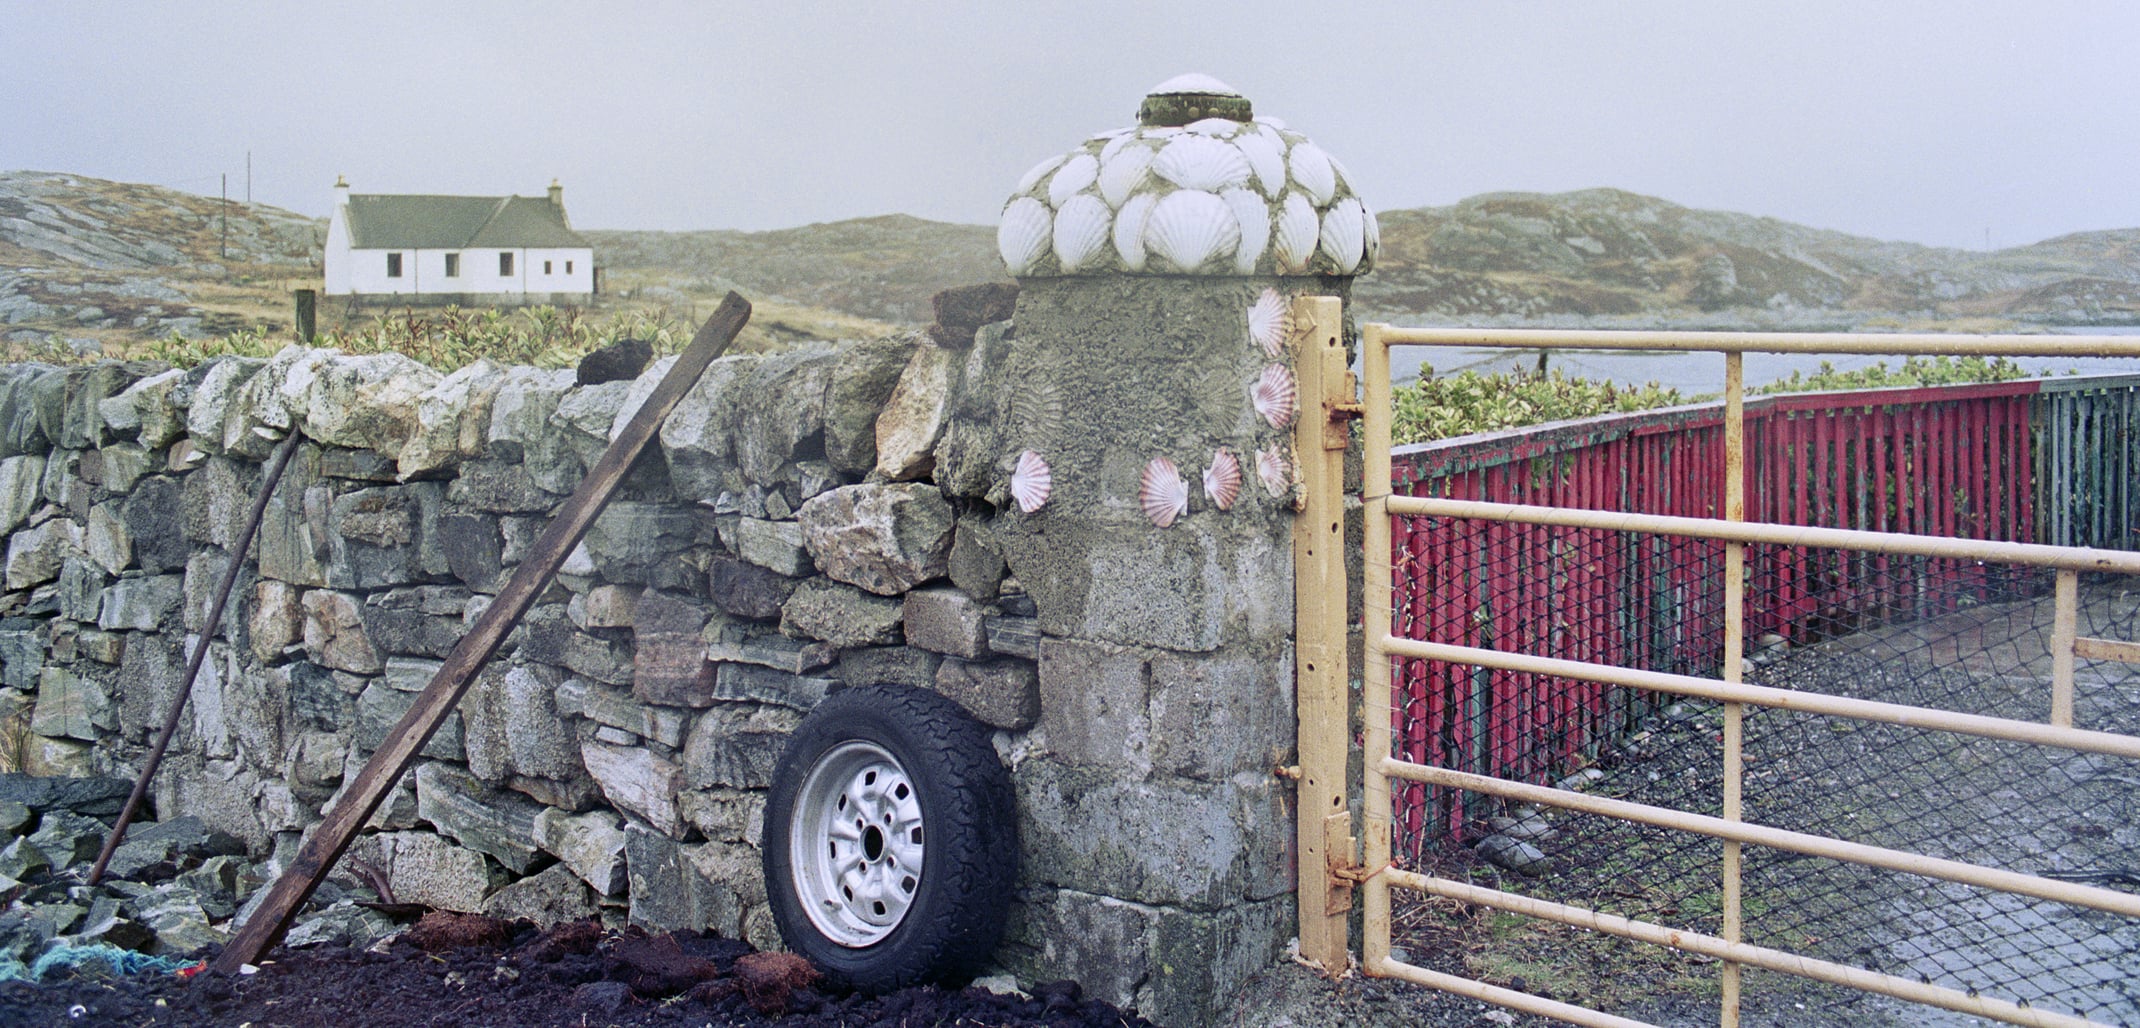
[997,74,1378,278]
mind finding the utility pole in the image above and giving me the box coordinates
[221,173,228,259]
[246,151,252,204]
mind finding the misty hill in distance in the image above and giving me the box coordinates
[4,171,2138,358]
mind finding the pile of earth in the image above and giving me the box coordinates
[0,916,1152,1027]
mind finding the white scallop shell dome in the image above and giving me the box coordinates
[998,75,1377,278]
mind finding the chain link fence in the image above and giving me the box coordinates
[1386,510,2140,1023]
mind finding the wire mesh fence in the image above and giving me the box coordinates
[1385,511,2140,1023]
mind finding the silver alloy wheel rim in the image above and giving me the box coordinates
[789,740,925,947]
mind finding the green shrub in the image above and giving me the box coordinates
[1753,355,2028,395]
[1393,367,1685,445]
[144,306,688,372]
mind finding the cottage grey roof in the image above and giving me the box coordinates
[345,194,589,249]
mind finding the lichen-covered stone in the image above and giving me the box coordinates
[797,483,953,596]
[872,344,953,481]
[580,740,685,839]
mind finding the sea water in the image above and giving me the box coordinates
[1390,325,2140,394]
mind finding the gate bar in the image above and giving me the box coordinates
[1719,351,1746,1025]
[1359,324,1398,998]
[1386,496,2140,573]
[1388,870,2105,1028]
[1371,326,2140,358]
[1386,636,2140,760]
[1378,758,2140,920]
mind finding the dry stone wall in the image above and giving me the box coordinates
[0,277,1306,1025]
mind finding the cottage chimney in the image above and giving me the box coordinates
[547,179,564,209]
[333,174,350,208]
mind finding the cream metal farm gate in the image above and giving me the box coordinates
[1290,309,2140,1027]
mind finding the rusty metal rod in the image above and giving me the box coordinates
[210,292,751,973]
[89,428,305,885]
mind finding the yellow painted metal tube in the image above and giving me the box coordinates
[1380,636,2140,761]
[1366,952,1661,1028]
[1387,870,2109,1028]
[1369,326,2140,358]
[1376,757,2140,920]
[1385,495,2140,574]
[1360,322,1397,977]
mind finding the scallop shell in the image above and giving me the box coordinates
[1098,145,1155,209]
[998,197,1054,276]
[1233,128,1286,197]
[1015,154,1067,196]
[1288,141,1338,206]
[1011,375,1066,447]
[1152,135,1252,192]
[1099,131,1140,163]
[1010,450,1052,513]
[1256,446,1291,498]
[1254,115,1289,131]
[1252,364,1297,429]
[1222,188,1270,274]
[1140,456,1189,528]
[1142,125,1184,140]
[1318,197,1366,275]
[1274,193,1319,274]
[1203,449,1242,511]
[1050,195,1112,273]
[1144,190,1241,273]
[1113,192,1157,271]
[1048,153,1099,208]
[1248,288,1291,358]
[1362,204,1381,264]
[1185,117,1241,138]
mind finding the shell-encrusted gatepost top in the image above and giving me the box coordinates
[970,74,1367,1028]
[997,73,1378,278]
[976,70,1370,633]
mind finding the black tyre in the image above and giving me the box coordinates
[762,682,1017,990]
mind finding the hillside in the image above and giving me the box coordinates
[6,172,2139,359]
[1354,188,2140,328]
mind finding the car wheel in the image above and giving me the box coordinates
[762,683,1017,990]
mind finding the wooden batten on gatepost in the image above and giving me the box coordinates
[1291,295,1355,971]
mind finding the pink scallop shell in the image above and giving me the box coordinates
[1010,449,1052,513]
[1248,288,1291,358]
[1203,449,1242,511]
[1256,446,1291,498]
[1140,456,1189,528]
[1252,364,1297,429]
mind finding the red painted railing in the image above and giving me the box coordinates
[1388,380,2042,852]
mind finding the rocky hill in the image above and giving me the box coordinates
[7,172,2139,357]
[1353,188,2140,328]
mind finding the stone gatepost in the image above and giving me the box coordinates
[973,74,1376,1026]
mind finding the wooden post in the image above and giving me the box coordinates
[209,293,752,972]
[293,289,317,343]
[1292,296,1353,970]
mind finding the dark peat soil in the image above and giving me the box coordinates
[0,915,1153,1028]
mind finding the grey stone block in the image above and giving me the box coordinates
[533,807,628,895]
[703,633,834,675]
[301,589,382,674]
[415,762,543,874]
[713,662,831,711]
[933,657,1039,731]
[833,645,942,689]
[326,487,421,590]
[580,740,685,839]
[582,503,697,584]
[681,705,800,790]
[122,477,190,576]
[822,336,916,474]
[369,830,501,913]
[555,676,687,749]
[706,552,798,621]
[355,679,462,761]
[984,615,1041,660]
[779,577,902,648]
[1013,761,1289,910]
[1149,646,1294,780]
[436,512,504,592]
[463,662,582,782]
[1037,637,1150,774]
[735,517,812,577]
[447,460,559,514]
[797,483,953,596]
[0,619,44,690]
[482,862,598,927]
[903,585,990,659]
[97,573,183,631]
[632,590,713,707]
[31,667,113,741]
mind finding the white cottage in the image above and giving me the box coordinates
[322,177,595,303]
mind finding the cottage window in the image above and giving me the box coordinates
[565,260,574,274]
[499,252,515,276]
[543,260,553,275]
[386,252,403,278]
[444,253,460,277]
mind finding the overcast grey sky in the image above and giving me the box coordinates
[5,1,2136,250]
